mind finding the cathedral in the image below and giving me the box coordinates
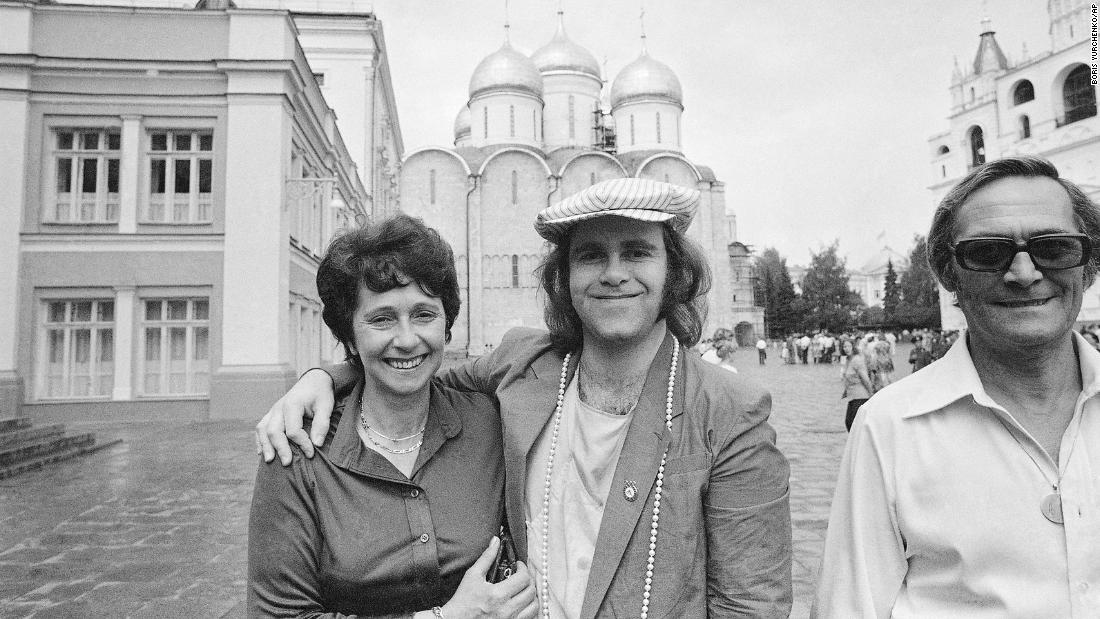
[398,10,759,354]
[927,1,1098,329]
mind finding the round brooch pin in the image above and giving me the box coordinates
[623,480,638,502]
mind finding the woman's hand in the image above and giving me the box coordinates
[441,537,538,619]
[255,368,336,465]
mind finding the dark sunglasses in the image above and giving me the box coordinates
[952,233,1092,272]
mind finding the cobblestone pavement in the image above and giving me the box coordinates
[0,344,914,618]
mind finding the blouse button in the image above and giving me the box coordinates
[419,533,430,543]
[410,489,420,498]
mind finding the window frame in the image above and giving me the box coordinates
[47,128,122,225]
[37,298,116,400]
[142,129,214,225]
[138,297,211,397]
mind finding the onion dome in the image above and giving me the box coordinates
[531,14,600,79]
[454,105,471,141]
[609,53,683,108]
[468,42,543,99]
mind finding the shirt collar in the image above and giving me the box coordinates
[902,331,1100,419]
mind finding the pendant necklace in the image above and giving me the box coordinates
[539,344,679,619]
[994,415,1081,525]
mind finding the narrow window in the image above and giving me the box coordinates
[630,114,636,145]
[511,255,520,288]
[509,105,515,138]
[969,126,985,167]
[483,107,489,138]
[429,169,437,205]
[589,172,596,186]
[1019,115,1031,139]
[511,170,518,205]
[656,112,662,143]
[569,95,575,139]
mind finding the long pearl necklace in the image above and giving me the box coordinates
[539,344,679,619]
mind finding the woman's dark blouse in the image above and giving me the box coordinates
[248,378,504,618]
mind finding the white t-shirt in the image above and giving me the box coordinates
[525,376,632,619]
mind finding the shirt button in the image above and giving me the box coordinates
[419,533,430,543]
[409,489,419,498]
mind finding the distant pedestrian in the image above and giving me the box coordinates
[908,337,933,373]
[840,339,873,432]
[756,338,768,365]
[717,342,738,374]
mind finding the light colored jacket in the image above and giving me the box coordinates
[442,328,792,618]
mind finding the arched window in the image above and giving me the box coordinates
[589,172,596,186]
[511,255,519,288]
[630,114,636,145]
[970,87,975,102]
[429,169,436,204]
[483,107,488,138]
[509,105,515,137]
[568,95,575,139]
[511,170,518,205]
[1012,80,1035,105]
[941,164,946,178]
[936,145,950,156]
[1019,115,1031,139]
[1063,65,1097,125]
[656,112,662,143]
[969,126,985,167]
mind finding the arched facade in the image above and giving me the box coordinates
[395,14,753,353]
[927,8,1100,330]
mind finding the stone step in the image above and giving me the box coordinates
[0,438,123,480]
[0,423,66,449]
[0,433,97,468]
[0,417,33,433]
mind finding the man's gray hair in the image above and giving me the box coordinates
[927,155,1100,292]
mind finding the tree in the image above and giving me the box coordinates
[895,234,941,327]
[882,259,900,323]
[753,247,798,337]
[798,241,861,332]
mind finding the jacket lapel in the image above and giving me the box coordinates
[500,348,574,561]
[580,334,685,619]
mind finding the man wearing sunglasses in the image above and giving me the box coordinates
[814,156,1100,618]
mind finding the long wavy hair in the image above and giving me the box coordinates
[537,223,711,352]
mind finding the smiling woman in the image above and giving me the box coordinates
[248,214,537,618]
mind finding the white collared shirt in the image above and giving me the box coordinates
[813,333,1100,618]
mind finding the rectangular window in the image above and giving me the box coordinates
[145,130,214,224]
[52,129,121,223]
[40,299,114,398]
[141,298,210,395]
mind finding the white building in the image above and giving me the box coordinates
[849,246,909,308]
[0,0,400,420]
[927,2,1098,330]
[398,9,760,353]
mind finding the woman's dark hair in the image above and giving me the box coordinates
[537,223,711,352]
[317,214,461,366]
[928,155,1100,292]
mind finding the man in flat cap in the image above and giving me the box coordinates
[257,178,792,618]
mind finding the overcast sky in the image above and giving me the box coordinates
[365,0,1052,268]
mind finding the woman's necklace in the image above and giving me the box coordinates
[359,394,426,455]
[993,413,1082,525]
[539,344,679,619]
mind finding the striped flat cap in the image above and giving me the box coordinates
[535,178,699,242]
